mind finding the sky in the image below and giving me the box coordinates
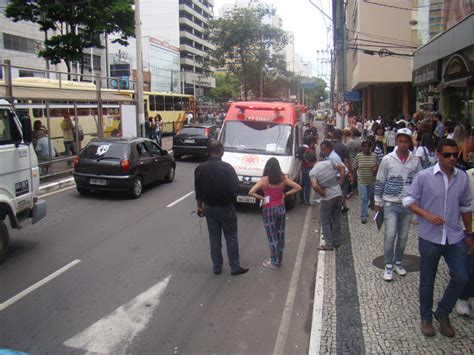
[212,0,333,80]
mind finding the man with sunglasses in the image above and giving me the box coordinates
[403,138,473,337]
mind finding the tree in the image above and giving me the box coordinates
[208,73,240,103]
[5,0,134,75]
[208,4,288,99]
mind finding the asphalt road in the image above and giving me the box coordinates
[0,156,321,355]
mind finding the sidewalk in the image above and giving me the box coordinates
[317,196,474,353]
[39,136,174,196]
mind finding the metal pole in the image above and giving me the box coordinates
[135,0,145,137]
[105,33,109,88]
[96,73,103,138]
[4,60,13,102]
[193,54,196,98]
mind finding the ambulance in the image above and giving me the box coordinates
[219,101,305,209]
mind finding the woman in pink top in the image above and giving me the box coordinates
[249,158,301,269]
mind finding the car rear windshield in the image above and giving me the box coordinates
[178,127,206,136]
[81,142,129,159]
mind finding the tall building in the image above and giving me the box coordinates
[0,0,105,80]
[345,0,416,119]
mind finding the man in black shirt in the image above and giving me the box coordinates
[194,140,249,276]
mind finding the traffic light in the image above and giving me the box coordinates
[432,97,439,112]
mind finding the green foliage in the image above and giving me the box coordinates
[208,4,288,99]
[5,0,134,70]
[208,73,240,103]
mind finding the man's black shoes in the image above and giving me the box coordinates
[231,267,249,276]
[214,270,222,275]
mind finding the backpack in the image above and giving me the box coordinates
[421,147,435,169]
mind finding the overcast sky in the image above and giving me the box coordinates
[212,0,333,80]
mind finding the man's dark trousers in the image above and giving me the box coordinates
[419,238,468,320]
[204,204,240,273]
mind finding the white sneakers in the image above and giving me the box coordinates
[394,264,407,276]
[384,265,393,281]
[384,263,407,281]
[456,299,471,316]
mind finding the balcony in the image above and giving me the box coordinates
[180,31,215,51]
[180,44,208,58]
[179,17,205,33]
[180,4,208,25]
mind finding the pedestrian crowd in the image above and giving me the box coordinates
[315,112,474,339]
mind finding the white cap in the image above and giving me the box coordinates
[396,127,413,138]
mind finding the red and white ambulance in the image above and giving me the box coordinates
[219,101,305,209]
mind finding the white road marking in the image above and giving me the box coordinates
[166,191,194,207]
[0,259,81,311]
[41,185,76,198]
[273,205,313,355]
[308,231,325,355]
[64,275,172,354]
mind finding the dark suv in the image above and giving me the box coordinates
[73,137,175,198]
[172,124,218,160]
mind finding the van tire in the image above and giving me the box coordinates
[0,220,9,264]
[285,193,297,210]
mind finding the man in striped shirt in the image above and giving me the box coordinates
[375,128,422,281]
[353,140,378,224]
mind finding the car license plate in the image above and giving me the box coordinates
[90,178,107,186]
[236,195,256,203]
[184,139,195,143]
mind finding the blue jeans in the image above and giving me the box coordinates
[383,201,412,265]
[419,238,468,320]
[262,205,286,266]
[460,252,474,300]
[204,204,241,273]
[358,184,374,219]
[300,168,311,203]
[320,196,342,248]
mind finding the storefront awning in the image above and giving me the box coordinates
[437,76,472,90]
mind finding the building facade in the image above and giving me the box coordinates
[345,0,416,119]
[0,0,105,80]
[413,10,474,126]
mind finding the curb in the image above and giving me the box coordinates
[39,177,76,196]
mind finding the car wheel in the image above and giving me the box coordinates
[0,220,10,264]
[77,187,90,195]
[165,165,175,183]
[174,153,181,161]
[129,176,143,199]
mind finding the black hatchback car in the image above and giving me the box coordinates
[172,124,218,160]
[73,137,175,198]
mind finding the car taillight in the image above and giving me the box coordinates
[120,159,131,173]
[73,156,80,170]
[204,128,210,137]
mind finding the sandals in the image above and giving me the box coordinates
[262,259,280,269]
[318,245,334,251]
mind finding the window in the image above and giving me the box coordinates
[156,96,165,111]
[174,97,182,110]
[181,97,190,111]
[3,33,38,54]
[144,141,161,155]
[0,110,12,144]
[136,142,152,157]
[149,95,156,111]
[164,96,174,111]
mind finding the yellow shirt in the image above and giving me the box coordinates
[61,120,74,142]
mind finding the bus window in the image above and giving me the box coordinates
[182,97,190,111]
[77,108,90,116]
[156,95,165,111]
[164,96,173,111]
[149,95,156,111]
[174,97,182,110]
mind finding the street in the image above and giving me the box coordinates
[0,157,321,354]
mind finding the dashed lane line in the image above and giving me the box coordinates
[0,259,81,311]
[166,191,194,207]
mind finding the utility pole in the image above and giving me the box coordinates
[135,0,145,137]
[333,0,347,128]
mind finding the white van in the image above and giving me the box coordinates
[0,99,46,263]
[219,101,305,209]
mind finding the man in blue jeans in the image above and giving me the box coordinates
[403,138,473,337]
[194,140,249,276]
[375,128,421,281]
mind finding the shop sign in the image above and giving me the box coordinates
[444,54,471,81]
[413,62,440,87]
